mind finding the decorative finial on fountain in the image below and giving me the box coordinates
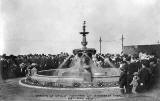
[83,21,86,32]
[80,21,89,49]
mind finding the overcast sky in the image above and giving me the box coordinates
[1,0,160,55]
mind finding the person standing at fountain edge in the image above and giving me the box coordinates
[119,61,128,94]
[137,59,151,93]
[126,56,139,93]
[0,59,3,83]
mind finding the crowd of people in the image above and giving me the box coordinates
[95,52,160,93]
[0,52,69,79]
[0,51,160,93]
[117,53,160,93]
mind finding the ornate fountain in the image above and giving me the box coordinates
[19,21,123,99]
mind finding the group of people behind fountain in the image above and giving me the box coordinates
[0,52,69,80]
[118,52,160,94]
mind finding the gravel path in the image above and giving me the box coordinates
[0,78,160,101]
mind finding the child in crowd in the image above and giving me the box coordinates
[130,72,139,94]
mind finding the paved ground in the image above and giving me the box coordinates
[0,78,160,101]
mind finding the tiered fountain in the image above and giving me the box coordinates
[19,21,123,98]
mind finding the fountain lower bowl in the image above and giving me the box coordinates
[21,69,120,88]
[19,69,124,99]
[19,75,124,100]
[21,75,119,87]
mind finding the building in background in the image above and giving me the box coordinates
[123,44,160,58]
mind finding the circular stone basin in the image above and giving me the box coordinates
[19,78,124,100]
[26,69,121,88]
[19,68,124,100]
[20,70,121,89]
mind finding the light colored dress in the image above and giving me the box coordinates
[130,76,139,94]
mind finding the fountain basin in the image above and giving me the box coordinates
[21,69,119,88]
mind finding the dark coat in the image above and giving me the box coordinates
[125,62,139,93]
[119,71,127,88]
[137,67,150,92]
[127,62,139,75]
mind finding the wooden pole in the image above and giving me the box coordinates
[99,37,102,54]
[121,34,125,53]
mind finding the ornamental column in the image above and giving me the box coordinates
[80,21,89,49]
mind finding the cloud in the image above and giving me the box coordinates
[1,0,160,55]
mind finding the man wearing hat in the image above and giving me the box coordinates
[119,61,128,93]
[138,59,150,92]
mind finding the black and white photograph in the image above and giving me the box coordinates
[0,0,160,101]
